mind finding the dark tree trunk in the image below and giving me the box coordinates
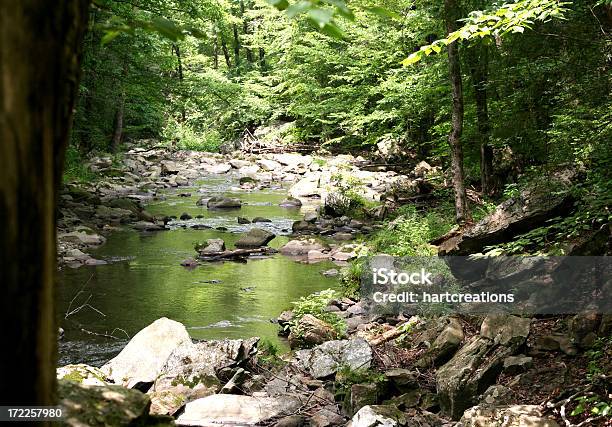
[467,44,494,195]
[111,91,125,152]
[233,24,240,67]
[0,0,89,411]
[444,0,470,224]
[221,38,232,68]
[172,43,186,121]
[240,0,253,63]
[213,34,219,69]
[259,47,266,70]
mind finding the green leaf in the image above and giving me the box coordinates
[308,8,334,28]
[286,1,312,18]
[101,30,121,45]
[151,17,184,41]
[322,0,354,20]
[402,51,422,66]
[363,6,402,20]
[267,0,290,11]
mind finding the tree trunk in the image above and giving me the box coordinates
[0,0,89,411]
[221,38,232,68]
[444,0,470,223]
[259,47,266,70]
[111,90,125,152]
[240,0,253,63]
[468,43,493,195]
[172,43,186,121]
[233,24,240,68]
[213,34,219,69]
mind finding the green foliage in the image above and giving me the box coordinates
[340,259,364,299]
[63,146,97,183]
[370,205,454,256]
[334,365,386,404]
[287,289,346,337]
[162,121,222,152]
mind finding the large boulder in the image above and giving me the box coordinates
[176,394,301,426]
[208,163,232,174]
[288,314,338,348]
[295,339,372,379]
[279,197,302,208]
[235,228,276,248]
[204,196,242,209]
[436,315,531,420]
[57,364,109,386]
[197,238,226,254]
[257,159,282,171]
[59,379,155,427]
[101,317,192,388]
[439,172,575,255]
[289,175,320,198]
[460,404,559,427]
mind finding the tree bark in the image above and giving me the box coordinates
[172,43,186,121]
[213,34,219,69]
[111,90,125,152]
[468,43,493,195]
[221,38,232,68]
[0,0,89,410]
[233,24,240,68]
[259,47,266,70]
[240,0,253,63]
[444,0,471,224]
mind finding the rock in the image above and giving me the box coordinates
[277,310,294,334]
[384,369,417,392]
[230,159,253,169]
[252,216,272,223]
[176,394,301,426]
[133,221,165,231]
[198,238,226,253]
[274,415,306,427]
[274,153,313,167]
[280,239,329,256]
[460,404,559,427]
[161,160,180,175]
[59,379,154,427]
[257,159,282,171]
[235,228,275,248]
[152,338,258,412]
[293,220,319,233]
[568,311,602,348]
[289,176,320,198]
[331,251,355,262]
[181,258,198,267]
[239,176,258,185]
[59,231,106,246]
[436,315,530,420]
[322,269,339,277]
[307,250,330,261]
[280,197,302,208]
[503,355,533,375]
[480,315,531,346]
[416,317,464,368]
[413,161,433,178]
[480,385,514,406]
[238,216,251,224]
[100,317,192,388]
[534,334,577,355]
[350,405,406,427]
[57,364,109,386]
[209,163,232,174]
[206,196,242,209]
[219,367,248,394]
[350,384,379,416]
[439,172,574,255]
[180,212,192,220]
[295,339,372,379]
[288,314,338,348]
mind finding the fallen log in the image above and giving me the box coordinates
[198,247,278,261]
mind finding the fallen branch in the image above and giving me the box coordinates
[369,326,405,346]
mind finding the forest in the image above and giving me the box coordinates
[0,0,611,426]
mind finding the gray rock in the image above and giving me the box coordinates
[180,212,192,220]
[289,176,320,198]
[252,216,272,223]
[133,221,165,231]
[257,159,282,171]
[288,314,338,349]
[280,239,329,256]
[238,216,251,224]
[460,404,559,427]
[235,228,275,248]
[176,394,302,426]
[230,159,253,169]
[503,355,533,375]
[385,369,418,392]
[293,220,320,233]
[57,364,109,386]
[280,197,302,208]
[350,405,406,427]
[101,317,192,388]
[205,196,242,209]
[295,339,372,379]
[59,231,106,246]
[198,238,226,253]
[416,317,464,368]
[350,384,379,416]
[209,163,232,174]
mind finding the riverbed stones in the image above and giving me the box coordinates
[295,338,372,379]
[59,231,106,246]
[176,394,302,426]
[235,228,276,248]
[289,176,320,198]
[204,196,242,209]
[100,317,192,388]
[198,238,226,253]
[288,314,338,349]
[257,158,282,171]
[208,162,232,174]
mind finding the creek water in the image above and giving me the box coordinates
[57,175,340,366]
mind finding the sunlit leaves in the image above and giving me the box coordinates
[402,0,570,66]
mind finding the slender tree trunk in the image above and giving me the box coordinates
[259,47,266,70]
[213,34,219,69]
[0,0,89,411]
[221,38,232,68]
[467,44,494,195]
[233,24,240,68]
[172,44,186,121]
[444,0,470,224]
[240,0,253,63]
[111,91,125,153]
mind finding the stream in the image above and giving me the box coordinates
[57,175,340,366]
